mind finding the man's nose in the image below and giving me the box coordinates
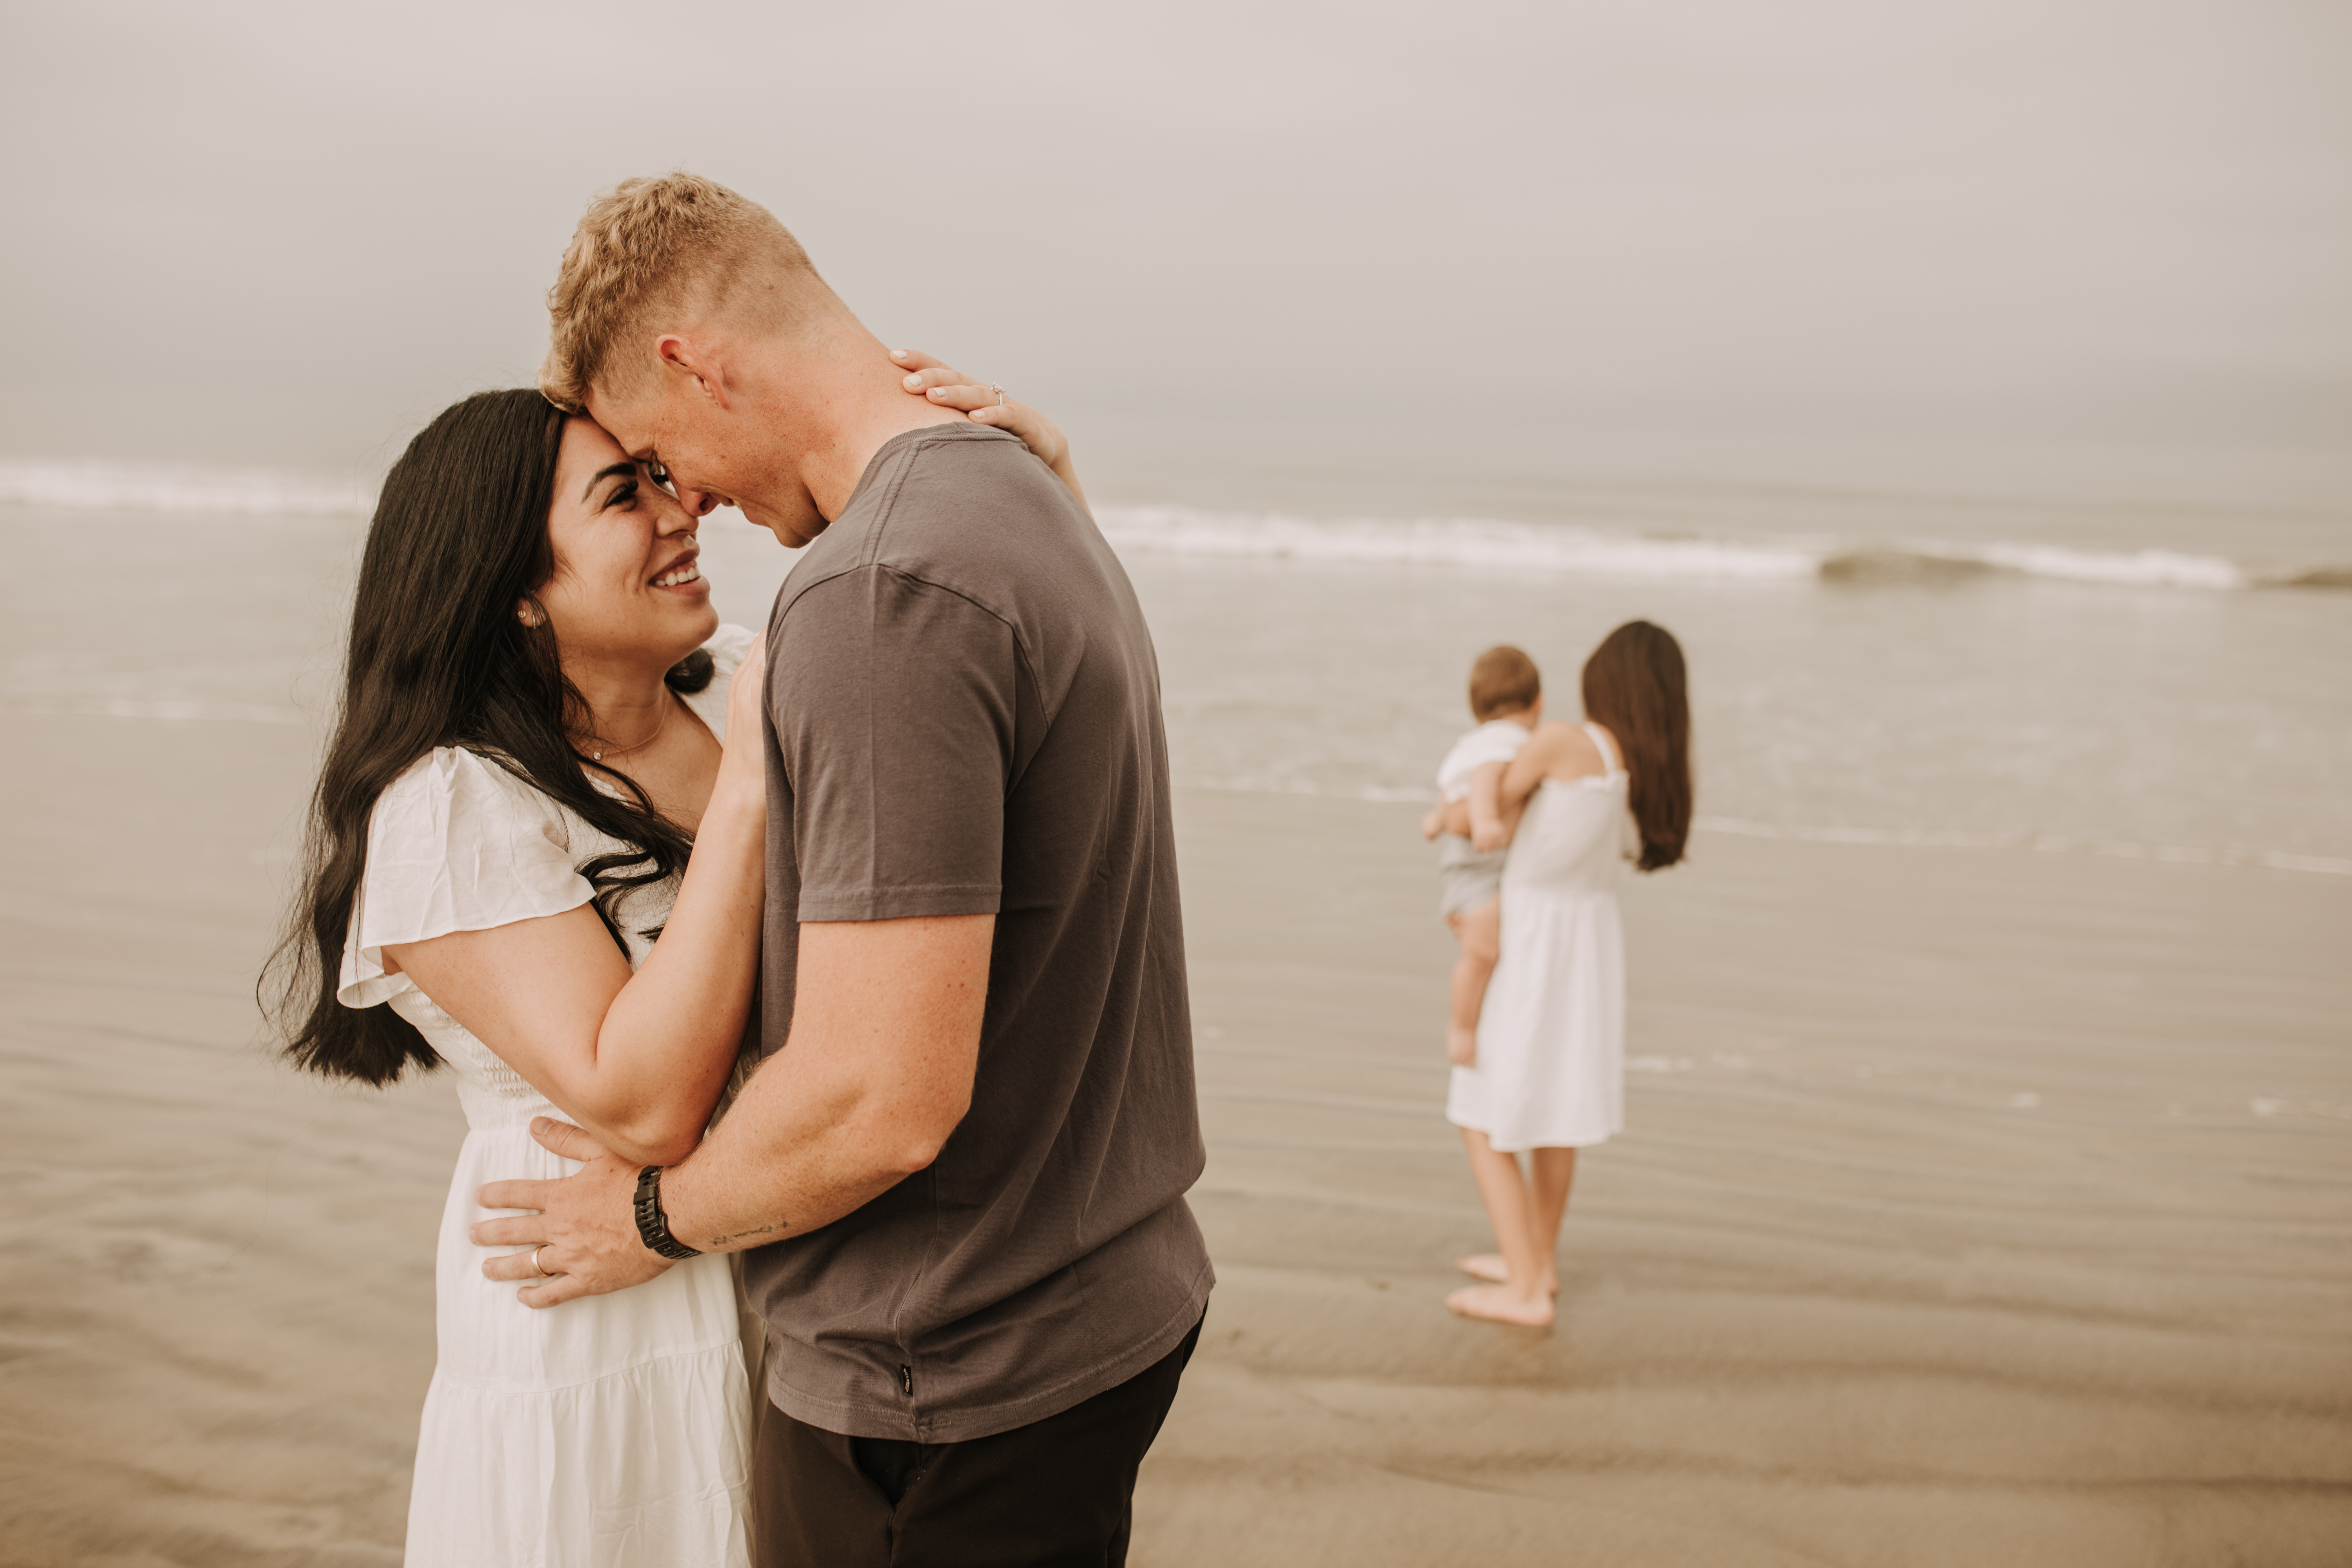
[676,485,722,518]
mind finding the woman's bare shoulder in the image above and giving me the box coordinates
[1529,721,1604,778]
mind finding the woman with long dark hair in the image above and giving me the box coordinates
[265,363,1077,1562]
[1441,619,1692,1327]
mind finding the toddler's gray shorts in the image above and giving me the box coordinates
[1436,835,1506,919]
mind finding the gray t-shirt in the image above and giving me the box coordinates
[742,422,1212,1443]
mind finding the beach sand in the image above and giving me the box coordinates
[2,733,2346,1564]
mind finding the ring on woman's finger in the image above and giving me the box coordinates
[530,1245,553,1279]
[990,384,1008,407]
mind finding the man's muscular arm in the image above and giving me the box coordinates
[472,913,992,1307]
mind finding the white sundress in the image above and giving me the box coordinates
[336,626,757,1568]
[1446,721,1639,1152]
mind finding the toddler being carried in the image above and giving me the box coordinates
[1419,645,1542,1067]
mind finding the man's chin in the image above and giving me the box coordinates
[753,510,830,549]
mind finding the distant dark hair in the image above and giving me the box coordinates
[1582,621,1691,872]
[262,388,714,1085]
[1468,644,1542,721]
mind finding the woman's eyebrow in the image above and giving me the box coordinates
[580,460,637,503]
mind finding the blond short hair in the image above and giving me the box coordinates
[539,172,817,412]
[1468,645,1541,720]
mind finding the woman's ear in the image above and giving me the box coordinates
[516,599,542,627]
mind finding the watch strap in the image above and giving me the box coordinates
[631,1165,703,1261]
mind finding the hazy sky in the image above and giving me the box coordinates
[4,0,2345,509]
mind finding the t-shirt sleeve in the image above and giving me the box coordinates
[774,567,1018,922]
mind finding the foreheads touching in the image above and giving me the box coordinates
[538,172,831,420]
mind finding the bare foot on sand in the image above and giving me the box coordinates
[1446,1026,1477,1067]
[1454,1254,1559,1294]
[1446,1283,1554,1327]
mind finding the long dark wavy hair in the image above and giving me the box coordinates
[264,388,714,1085]
[1582,620,1692,872]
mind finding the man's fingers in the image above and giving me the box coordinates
[518,1273,594,1309]
[474,1180,552,1221]
[529,1116,610,1162]
[470,1211,547,1247]
[482,1246,556,1283]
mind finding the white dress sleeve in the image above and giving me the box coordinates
[677,623,756,743]
[335,747,595,1009]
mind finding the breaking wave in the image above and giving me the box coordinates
[1096,504,2348,593]
[6,460,2344,592]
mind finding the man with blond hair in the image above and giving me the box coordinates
[475,173,1212,1563]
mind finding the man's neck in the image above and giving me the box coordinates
[764,321,967,521]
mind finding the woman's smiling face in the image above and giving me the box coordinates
[533,416,718,677]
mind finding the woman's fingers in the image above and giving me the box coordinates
[884,346,1078,500]
[720,639,770,785]
[903,366,984,397]
[890,348,1011,407]
[971,400,1069,470]
[890,348,973,396]
[921,382,1008,413]
[888,347,951,374]
[727,636,767,709]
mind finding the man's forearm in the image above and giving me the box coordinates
[653,1048,922,1252]
[650,913,992,1254]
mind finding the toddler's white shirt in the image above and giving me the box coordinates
[1436,719,1533,802]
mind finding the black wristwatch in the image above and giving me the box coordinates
[632,1165,704,1261]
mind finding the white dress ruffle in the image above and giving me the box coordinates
[339,626,757,1568]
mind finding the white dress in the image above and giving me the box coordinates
[1446,722,1639,1152]
[337,627,756,1568]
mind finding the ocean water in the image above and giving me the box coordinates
[5,459,2347,875]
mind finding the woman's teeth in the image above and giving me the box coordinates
[653,564,701,588]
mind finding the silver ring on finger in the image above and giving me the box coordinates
[531,1245,552,1279]
[990,384,1007,407]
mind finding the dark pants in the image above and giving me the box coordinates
[752,1316,1203,1567]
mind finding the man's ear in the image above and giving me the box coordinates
[656,335,732,411]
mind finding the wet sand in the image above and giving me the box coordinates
[1,718,2347,1564]
[1146,790,2352,1565]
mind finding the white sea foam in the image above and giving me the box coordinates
[0,458,374,517]
[0,462,2318,595]
[1093,504,2291,594]
[1096,505,1819,581]
[1973,542,2247,590]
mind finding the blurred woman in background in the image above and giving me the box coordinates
[1443,620,1692,1327]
